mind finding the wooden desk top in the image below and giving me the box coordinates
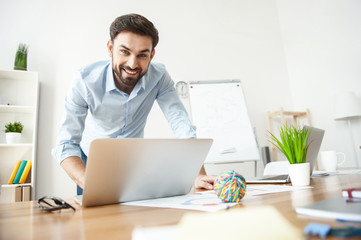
[1,173,360,240]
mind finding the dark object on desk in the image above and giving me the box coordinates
[331,226,361,238]
[38,196,75,212]
[261,146,271,166]
[296,197,361,222]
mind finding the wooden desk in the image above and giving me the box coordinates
[1,173,360,240]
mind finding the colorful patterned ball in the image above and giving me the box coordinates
[214,170,246,202]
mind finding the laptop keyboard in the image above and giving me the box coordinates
[261,175,289,180]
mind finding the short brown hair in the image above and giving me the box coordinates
[110,13,159,49]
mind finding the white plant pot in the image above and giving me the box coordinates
[288,162,310,186]
[6,132,21,144]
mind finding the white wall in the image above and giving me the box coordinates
[0,0,359,199]
[277,0,361,168]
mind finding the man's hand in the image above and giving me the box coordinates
[194,174,217,190]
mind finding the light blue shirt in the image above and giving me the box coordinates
[52,60,196,163]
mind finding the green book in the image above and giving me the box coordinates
[13,160,27,184]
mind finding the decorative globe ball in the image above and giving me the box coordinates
[214,170,246,202]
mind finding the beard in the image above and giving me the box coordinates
[113,65,144,88]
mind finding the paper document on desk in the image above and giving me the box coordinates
[132,206,303,240]
[247,185,312,195]
[199,185,312,197]
[313,169,361,176]
[125,185,311,212]
[123,194,240,212]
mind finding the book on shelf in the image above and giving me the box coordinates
[13,160,27,184]
[19,161,32,184]
[342,188,361,199]
[295,197,361,222]
[8,160,21,184]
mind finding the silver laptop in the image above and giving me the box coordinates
[75,138,213,207]
[247,126,324,183]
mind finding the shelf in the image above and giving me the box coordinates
[0,143,33,148]
[0,69,38,79]
[1,183,32,188]
[0,69,38,201]
[0,105,34,113]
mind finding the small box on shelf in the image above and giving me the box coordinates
[0,184,31,203]
[0,185,22,203]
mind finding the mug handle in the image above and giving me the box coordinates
[336,152,346,165]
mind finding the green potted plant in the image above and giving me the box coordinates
[14,43,28,71]
[268,123,311,186]
[4,121,24,144]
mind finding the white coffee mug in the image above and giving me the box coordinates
[319,150,346,171]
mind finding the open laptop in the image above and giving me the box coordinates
[247,126,325,183]
[75,138,213,207]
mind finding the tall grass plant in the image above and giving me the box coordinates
[268,124,311,164]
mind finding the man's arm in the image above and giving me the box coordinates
[194,165,216,190]
[154,68,213,188]
[60,156,86,189]
[156,71,196,138]
[52,70,90,186]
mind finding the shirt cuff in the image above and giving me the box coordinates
[52,143,83,164]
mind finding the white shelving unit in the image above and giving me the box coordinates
[0,70,39,202]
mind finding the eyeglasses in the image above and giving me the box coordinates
[38,196,76,212]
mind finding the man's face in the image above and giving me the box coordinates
[107,31,155,93]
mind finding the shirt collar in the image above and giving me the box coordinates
[105,63,117,92]
[133,75,146,92]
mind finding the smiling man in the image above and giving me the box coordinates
[109,31,155,94]
[52,14,215,194]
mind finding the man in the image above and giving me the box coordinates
[52,14,215,194]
